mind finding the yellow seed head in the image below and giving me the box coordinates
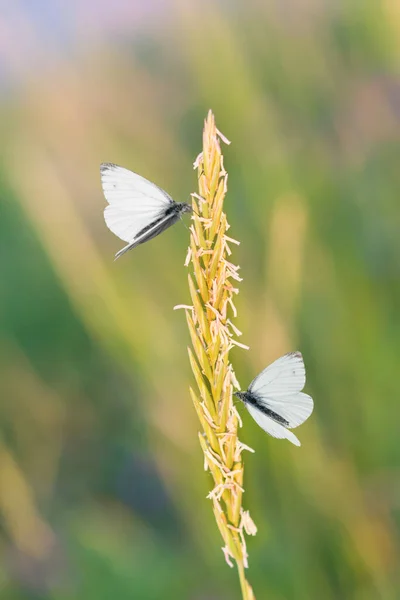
[181,111,257,600]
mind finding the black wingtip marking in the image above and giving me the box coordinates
[287,351,303,360]
[100,162,118,173]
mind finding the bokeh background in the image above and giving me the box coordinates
[1,1,400,598]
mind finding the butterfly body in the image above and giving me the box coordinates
[100,163,192,259]
[234,391,290,427]
[114,201,191,259]
[234,352,314,446]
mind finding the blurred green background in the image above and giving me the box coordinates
[1,1,400,598]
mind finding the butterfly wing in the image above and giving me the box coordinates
[101,163,173,243]
[246,403,301,446]
[249,352,313,429]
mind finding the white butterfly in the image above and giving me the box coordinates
[234,352,313,446]
[100,163,192,259]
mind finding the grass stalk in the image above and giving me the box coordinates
[178,111,257,599]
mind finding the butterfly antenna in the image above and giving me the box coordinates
[180,219,190,232]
